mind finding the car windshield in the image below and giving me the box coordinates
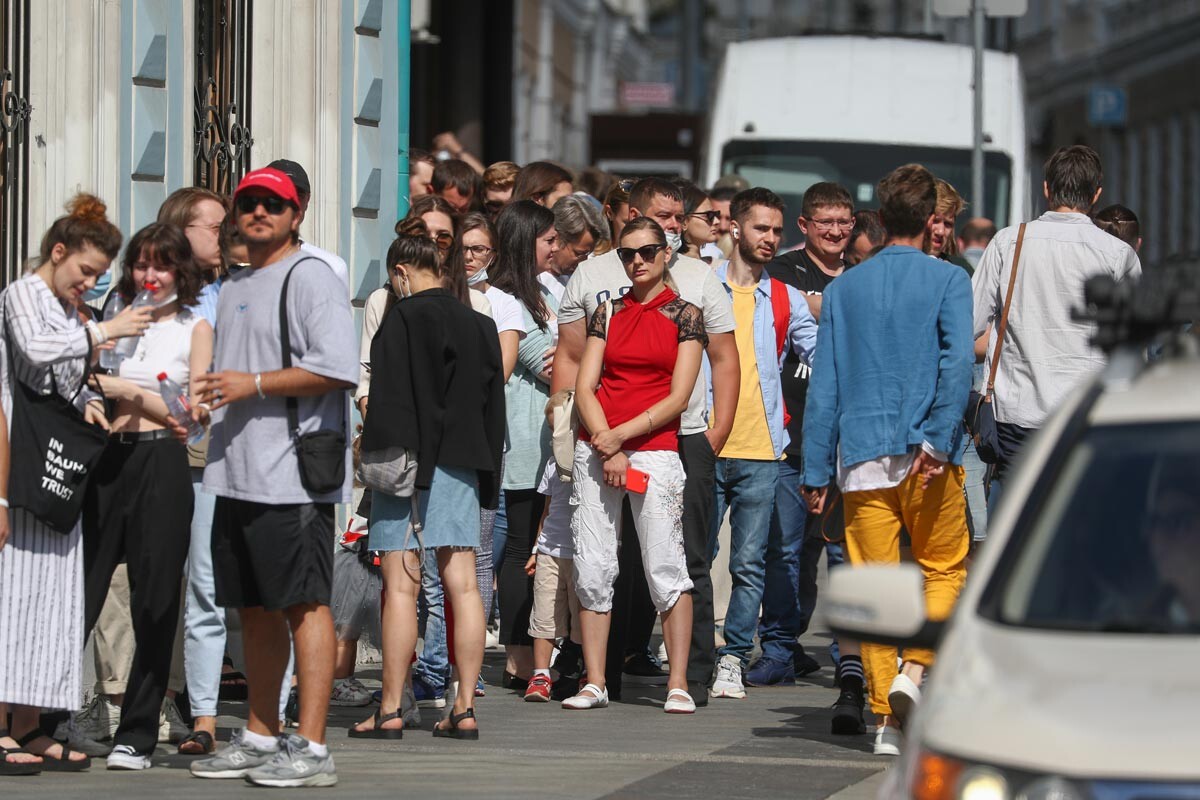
[987,423,1200,634]
[721,140,1012,247]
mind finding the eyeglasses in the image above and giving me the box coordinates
[235,194,294,215]
[805,217,855,232]
[464,244,494,258]
[430,231,454,252]
[690,210,721,225]
[616,243,666,264]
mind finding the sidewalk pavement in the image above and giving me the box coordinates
[23,636,889,800]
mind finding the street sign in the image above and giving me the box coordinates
[933,0,1027,16]
[620,82,676,109]
[1088,86,1128,127]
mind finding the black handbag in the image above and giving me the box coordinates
[279,258,348,495]
[967,223,1026,465]
[3,306,109,533]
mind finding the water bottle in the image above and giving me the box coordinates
[157,372,204,444]
[98,293,127,371]
[108,283,160,364]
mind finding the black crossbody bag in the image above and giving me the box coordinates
[279,258,348,495]
[3,301,109,533]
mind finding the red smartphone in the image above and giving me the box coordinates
[626,467,649,494]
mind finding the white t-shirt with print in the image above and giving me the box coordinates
[558,249,734,435]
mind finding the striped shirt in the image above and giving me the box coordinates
[0,273,98,417]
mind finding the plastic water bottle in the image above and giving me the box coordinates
[98,293,127,371]
[157,372,204,444]
[108,283,160,365]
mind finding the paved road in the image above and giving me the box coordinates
[16,640,889,799]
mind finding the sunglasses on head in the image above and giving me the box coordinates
[235,194,294,215]
[616,243,666,264]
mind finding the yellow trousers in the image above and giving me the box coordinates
[842,466,969,716]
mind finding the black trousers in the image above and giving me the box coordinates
[83,436,192,756]
[497,488,546,647]
[678,432,718,690]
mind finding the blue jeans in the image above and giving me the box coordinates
[413,549,449,690]
[758,459,808,663]
[184,470,224,717]
[711,458,780,666]
[962,440,988,541]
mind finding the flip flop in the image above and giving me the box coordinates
[347,708,404,740]
[432,708,479,740]
[177,730,215,755]
[15,732,89,772]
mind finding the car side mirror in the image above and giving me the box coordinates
[823,564,944,650]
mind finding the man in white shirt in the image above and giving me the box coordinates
[267,160,350,295]
[972,145,1141,506]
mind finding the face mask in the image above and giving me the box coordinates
[466,268,488,286]
[664,231,683,257]
[82,270,112,302]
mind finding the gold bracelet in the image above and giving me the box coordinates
[645,410,654,435]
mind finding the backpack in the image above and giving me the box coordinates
[769,278,792,428]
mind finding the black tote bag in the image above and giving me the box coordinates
[4,313,109,533]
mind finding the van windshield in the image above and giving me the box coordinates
[983,423,1200,635]
[721,140,1012,247]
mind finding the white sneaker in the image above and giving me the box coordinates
[159,697,188,744]
[330,677,372,707]
[75,694,120,742]
[53,715,112,757]
[873,725,902,756]
[888,673,922,729]
[657,641,670,668]
[561,683,609,710]
[107,743,152,770]
[484,626,501,650]
[710,654,747,699]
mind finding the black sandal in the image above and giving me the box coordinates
[15,731,90,772]
[347,708,404,740]
[0,729,42,776]
[432,708,479,740]
[177,730,215,755]
[219,656,249,701]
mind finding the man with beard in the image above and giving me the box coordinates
[708,188,818,699]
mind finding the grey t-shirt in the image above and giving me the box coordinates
[559,249,735,435]
[203,251,359,505]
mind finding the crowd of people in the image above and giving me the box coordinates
[0,139,1141,785]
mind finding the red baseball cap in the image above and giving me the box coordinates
[233,167,301,207]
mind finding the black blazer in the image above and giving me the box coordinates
[361,288,505,509]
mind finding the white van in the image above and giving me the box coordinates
[702,36,1028,244]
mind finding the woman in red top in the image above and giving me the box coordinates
[565,217,707,713]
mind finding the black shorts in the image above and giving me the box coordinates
[211,497,334,610]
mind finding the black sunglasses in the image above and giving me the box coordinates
[616,243,666,264]
[691,210,721,224]
[235,194,294,215]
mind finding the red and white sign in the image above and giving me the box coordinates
[620,82,676,109]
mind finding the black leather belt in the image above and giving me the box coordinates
[111,429,176,444]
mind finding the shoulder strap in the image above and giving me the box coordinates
[279,256,327,437]
[985,223,1027,398]
[769,278,789,358]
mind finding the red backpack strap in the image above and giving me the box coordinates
[769,278,790,358]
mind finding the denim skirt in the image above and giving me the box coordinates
[369,464,481,551]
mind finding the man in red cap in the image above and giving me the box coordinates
[187,166,357,788]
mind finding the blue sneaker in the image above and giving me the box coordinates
[744,656,796,687]
[411,675,446,709]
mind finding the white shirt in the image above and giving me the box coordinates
[972,211,1141,429]
[538,271,569,305]
[301,241,350,295]
[484,286,526,336]
[118,309,204,392]
[535,459,573,558]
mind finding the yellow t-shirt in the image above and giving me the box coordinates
[718,284,776,460]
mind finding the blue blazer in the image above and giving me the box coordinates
[801,246,973,488]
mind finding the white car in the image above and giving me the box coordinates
[825,275,1200,800]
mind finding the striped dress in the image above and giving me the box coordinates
[0,274,96,711]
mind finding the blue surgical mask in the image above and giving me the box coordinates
[467,268,488,286]
[82,270,112,302]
